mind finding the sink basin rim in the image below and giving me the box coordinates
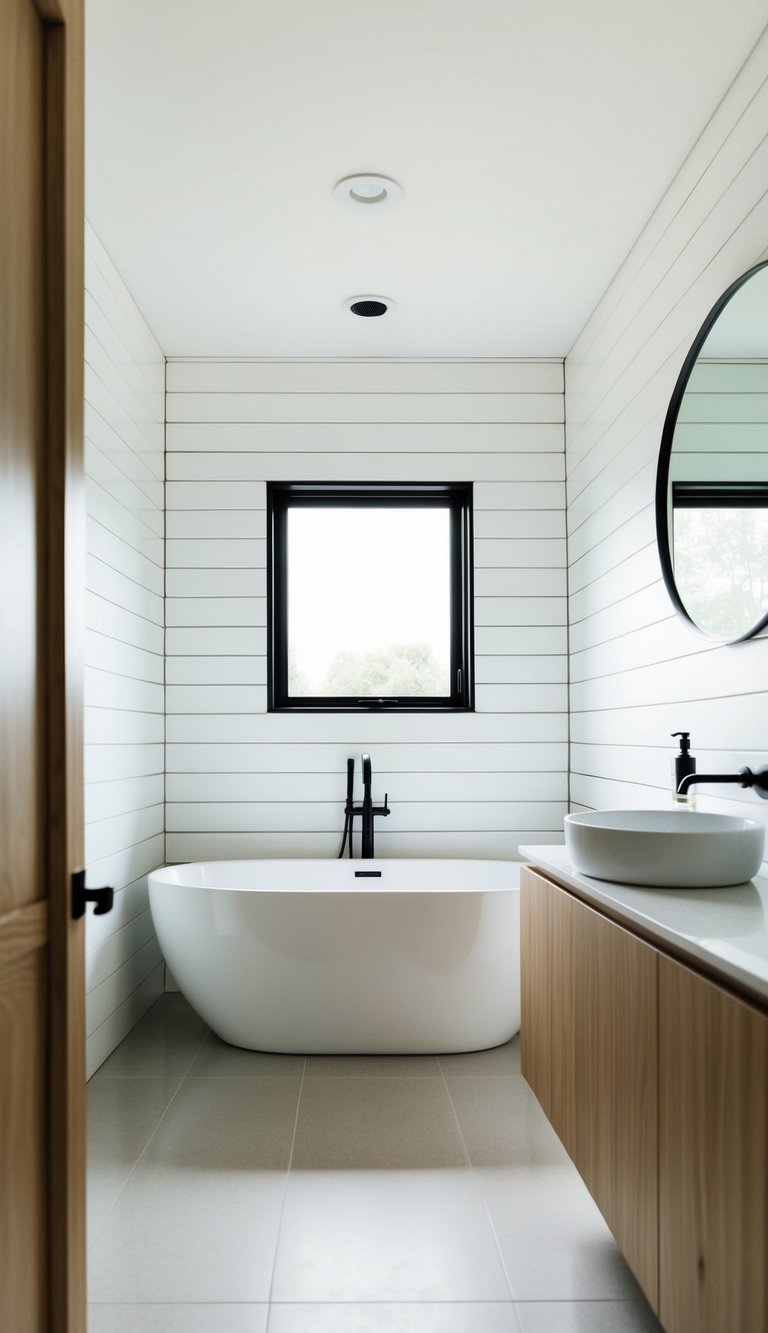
[565,810,763,836]
[563,809,765,888]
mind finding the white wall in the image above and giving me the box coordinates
[163,359,567,861]
[564,30,768,866]
[84,224,166,1075]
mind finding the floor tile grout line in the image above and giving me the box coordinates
[437,1059,523,1326]
[264,1054,307,1331]
[87,1015,211,1254]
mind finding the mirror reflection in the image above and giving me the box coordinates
[657,261,768,642]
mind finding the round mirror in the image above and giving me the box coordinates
[656,260,768,643]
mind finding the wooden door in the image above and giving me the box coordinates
[0,0,85,1329]
[659,955,768,1333]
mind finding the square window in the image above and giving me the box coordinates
[267,482,474,711]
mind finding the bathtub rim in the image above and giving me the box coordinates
[148,857,523,895]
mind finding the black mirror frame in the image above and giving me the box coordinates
[654,258,768,645]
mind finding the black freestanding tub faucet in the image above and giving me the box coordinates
[337,754,392,858]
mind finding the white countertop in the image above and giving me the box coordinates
[519,844,768,1006]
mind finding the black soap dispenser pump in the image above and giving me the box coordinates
[671,732,696,804]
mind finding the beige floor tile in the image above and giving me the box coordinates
[88,1169,285,1303]
[137,1075,302,1172]
[514,1300,662,1332]
[85,1008,658,1321]
[292,1076,467,1170]
[87,1077,180,1243]
[87,1304,268,1332]
[445,1075,569,1168]
[88,1079,300,1302]
[97,995,209,1078]
[479,1166,645,1301]
[271,1170,511,1302]
[187,1033,305,1078]
[268,1302,522,1332]
[439,1037,521,1078]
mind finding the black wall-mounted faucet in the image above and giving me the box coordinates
[677,764,768,799]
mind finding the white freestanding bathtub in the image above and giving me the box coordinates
[148,859,520,1054]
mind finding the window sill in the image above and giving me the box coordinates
[269,701,475,714]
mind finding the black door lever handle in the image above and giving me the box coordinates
[72,868,115,919]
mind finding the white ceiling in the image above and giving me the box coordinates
[85,0,767,358]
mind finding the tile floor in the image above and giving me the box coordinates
[87,995,663,1332]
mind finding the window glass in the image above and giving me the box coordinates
[287,507,450,697]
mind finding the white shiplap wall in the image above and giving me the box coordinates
[164,359,567,861]
[564,28,768,866]
[84,223,166,1075]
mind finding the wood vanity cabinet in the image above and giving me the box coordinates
[659,955,768,1333]
[520,867,658,1304]
[520,865,768,1333]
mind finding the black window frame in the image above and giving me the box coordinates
[672,481,768,509]
[267,481,474,713]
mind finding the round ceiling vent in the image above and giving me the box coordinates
[345,297,392,318]
[333,174,403,211]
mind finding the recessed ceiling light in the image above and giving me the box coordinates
[345,296,393,317]
[334,174,403,211]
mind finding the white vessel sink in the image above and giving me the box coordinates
[564,810,765,888]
